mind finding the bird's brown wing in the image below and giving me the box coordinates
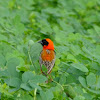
[47,58,55,74]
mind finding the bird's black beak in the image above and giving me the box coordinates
[38,40,42,44]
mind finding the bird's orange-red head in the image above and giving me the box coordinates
[38,38,54,50]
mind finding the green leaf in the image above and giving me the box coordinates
[59,20,74,33]
[74,85,84,95]
[83,93,93,100]
[59,73,66,85]
[12,15,25,35]
[0,34,8,41]
[74,95,85,100]
[64,85,76,98]
[20,83,32,91]
[0,54,6,67]
[86,73,96,87]
[22,71,34,83]
[17,66,29,72]
[28,81,42,90]
[40,89,54,100]
[93,25,100,36]
[97,76,100,89]
[67,54,77,62]
[28,40,34,46]
[7,57,20,77]
[30,43,42,63]
[31,75,47,84]
[66,74,77,84]
[17,94,33,100]
[87,87,100,95]
[78,76,87,88]
[67,18,85,34]
[4,77,21,89]
[39,20,53,34]
[71,63,88,72]
[70,45,81,55]
[53,58,60,71]
[67,33,82,42]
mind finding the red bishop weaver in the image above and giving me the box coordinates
[38,39,56,80]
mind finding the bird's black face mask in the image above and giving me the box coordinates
[38,39,49,46]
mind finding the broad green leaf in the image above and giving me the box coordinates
[96,45,100,55]
[22,71,34,83]
[30,42,42,62]
[87,87,100,95]
[71,63,88,72]
[64,85,76,98]
[42,7,60,16]
[32,75,47,83]
[86,73,96,87]
[67,54,77,62]
[83,93,93,100]
[40,89,54,100]
[70,45,81,55]
[78,76,87,88]
[50,85,63,94]
[67,33,82,42]
[0,34,7,41]
[90,62,99,70]
[74,95,85,100]
[66,74,77,84]
[28,81,42,90]
[53,58,60,71]
[7,57,20,77]
[97,77,100,89]
[17,66,29,72]
[50,85,67,99]
[12,15,25,35]
[74,85,83,95]
[59,20,74,33]
[67,18,85,34]
[0,43,12,56]
[0,54,6,67]
[54,26,67,45]
[20,83,32,91]
[93,25,100,36]
[28,40,34,46]
[4,77,21,88]
[59,73,66,85]
[17,94,33,100]
[0,70,10,77]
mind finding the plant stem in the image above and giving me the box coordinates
[34,88,37,100]
[28,45,36,70]
[52,80,64,91]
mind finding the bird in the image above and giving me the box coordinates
[38,38,56,79]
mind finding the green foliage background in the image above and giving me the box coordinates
[0,0,100,99]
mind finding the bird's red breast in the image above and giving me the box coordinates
[41,49,55,61]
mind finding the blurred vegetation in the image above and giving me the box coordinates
[0,0,100,99]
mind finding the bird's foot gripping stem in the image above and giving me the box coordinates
[41,69,53,83]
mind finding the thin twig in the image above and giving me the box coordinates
[52,80,64,91]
